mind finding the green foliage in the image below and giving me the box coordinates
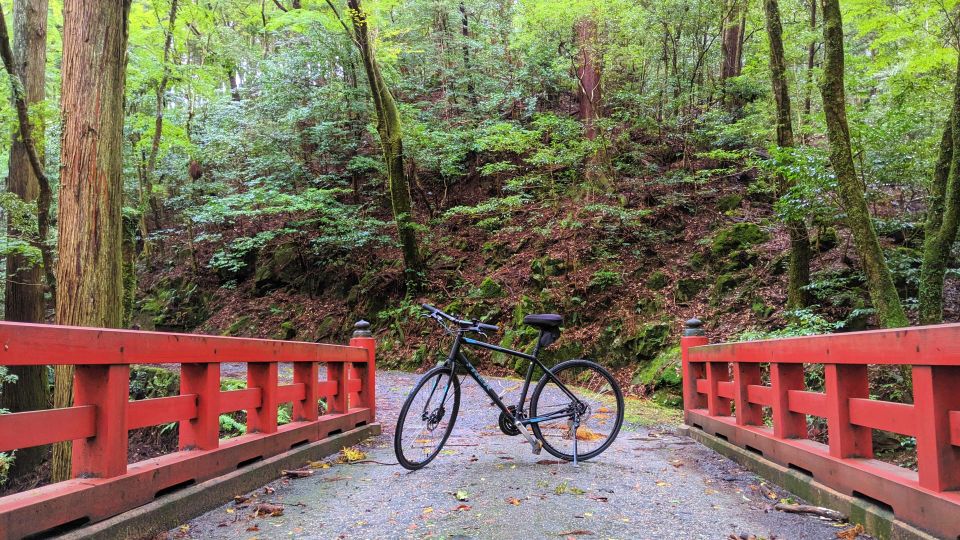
[589,269,623,290]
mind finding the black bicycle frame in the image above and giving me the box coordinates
[439,331,581,426]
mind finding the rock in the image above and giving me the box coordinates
[710,223,768,258]
[717,193,743,213]
[472,276,504,298]
[674,278,705,304]
[254,243,303,295]
[602,322,671,368]
[813,226,838,253]
[631,346,681,388]
[646,271,669,291]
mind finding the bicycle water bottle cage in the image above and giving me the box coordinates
[522,314,562,348]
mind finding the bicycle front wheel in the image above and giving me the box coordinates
[529,359,624,462]
[394,365,461,470]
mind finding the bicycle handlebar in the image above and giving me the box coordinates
[422,303,500,333]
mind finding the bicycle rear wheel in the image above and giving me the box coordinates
[394,365,461,470]
[529,359,624,462]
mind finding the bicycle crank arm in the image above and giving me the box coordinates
[515,420,542,454]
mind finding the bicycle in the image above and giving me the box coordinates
[393,303,624,470]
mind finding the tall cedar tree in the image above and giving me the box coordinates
[918,54,960,325]
[763,0,812,308]
[52,0,132,482]
[575,17,601,140]
[0,0,50,481]
[818,0,908,328]
[343,0,422,279]
[720,0,746,110]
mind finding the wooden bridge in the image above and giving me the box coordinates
[0,318,958,539]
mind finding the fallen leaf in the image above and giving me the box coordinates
[263,486,275,494]
[655,480,671,487]
[453,504,472,511]
[836,524,864,540]
[536,459,564,465]
[252,503,284,517]
[225,508,235,514]
[557,530,593,536]
[233,495,250,504]
[669,459,684,468]
[575,426,603,441]
[587,495,608,502]
[338,447,367,463]
[246,525,260,532]
[506,497,521,506]
[455,490,470,501]
[422,507,434,514]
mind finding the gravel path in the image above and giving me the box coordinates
[171,370,860,540]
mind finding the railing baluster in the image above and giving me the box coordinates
[733,362,762,426]
[247,362,278,434]
[770,363,806,439]
[293,361,319,422]
[180,362,221,450]
[72,364,129,478]
[707,361,731,416]
[824,364,872,458]
[328,361,348,414]
[913,365,960,492]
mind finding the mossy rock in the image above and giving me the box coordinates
[254,243,303,296]
[274,320,297,340]
[710,222,768,258]
[129,366,180,400]
[140,276,209,331]
[714,273,742,297]
[530,257,567,288]
[717,193,743,213]
[631,346,681,388]
[223,315,252,336]
[635,295,664,316]
[599,322,670,368]
[750,298,775,319]
[674,278,705,304]
[646,271,669,291]
[471,276,504,299]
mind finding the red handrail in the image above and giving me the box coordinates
[0,321,376,539]
[681,319,960,539]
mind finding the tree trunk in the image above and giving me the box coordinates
[0,0,51,481]
[918,56,960,325]
[575,17,601,140]
[144,0,179,235]
[819,0,907,328]
[802,0,817,122]
[346,0,422,280]
[52,0,132,483]
[764,0,812,309]
[720,0,745,110]
[459,2,475,107]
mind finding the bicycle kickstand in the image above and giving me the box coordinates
[572,420,580,468]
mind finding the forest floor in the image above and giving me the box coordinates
[167,370,868,540]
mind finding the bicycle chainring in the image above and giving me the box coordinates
[498,406,522,436]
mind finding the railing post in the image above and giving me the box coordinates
[913,365,960,492]
[247,362,278,434]
[350,320,376,420]
[293,361,320,422]
[825,364,872,458]
[770,363,806,439]
[72,364,128,478]
[681,318,708,424]
[733,362,762,426]
[180,362,221,450]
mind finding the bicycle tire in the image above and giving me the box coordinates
[394,366,461,470]
[529,359,624,462]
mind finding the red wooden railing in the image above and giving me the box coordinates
[681,318,960,539]
[0,320,376,539]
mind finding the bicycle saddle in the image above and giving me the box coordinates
[522,313,563,329]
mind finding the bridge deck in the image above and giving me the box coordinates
[175,371,846,539]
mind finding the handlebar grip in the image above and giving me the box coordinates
[422,303,438,314]
[478,322,500,332]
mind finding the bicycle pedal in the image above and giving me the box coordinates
[531,440,542,455]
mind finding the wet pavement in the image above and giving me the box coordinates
[171,370,859,540]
